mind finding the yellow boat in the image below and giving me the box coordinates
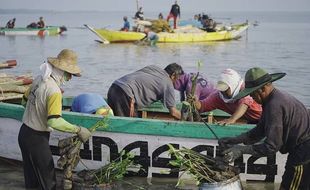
[84,23,249,44]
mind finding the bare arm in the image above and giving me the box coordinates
[218,103,249,125]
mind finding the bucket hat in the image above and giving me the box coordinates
[216,68,241,92]
[47,49,81,76]
[234,67,285,100]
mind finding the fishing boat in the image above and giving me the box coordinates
[0,26,67,36]
[0,97,286,183]
[85,23,249,44]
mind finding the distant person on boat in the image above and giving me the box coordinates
[107,63,183,120]
[37,16,45,28]
[150,15,172,33]
[120,16,130,31]
[134,7,144,20]
[140,26,159,46]
[185,14,202,28]
[71,93,114,116]
[193,68,262,125]
[27,22,38,28]
[174,72,216,101]
[219,67,310,190]
[158,13,164,20]
[203,18,216,32]
[18,49,91,190]
[5,18,16,28]
[167,0,181,29]
[200,14,216,32]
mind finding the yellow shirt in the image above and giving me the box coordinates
[22,76,62,132]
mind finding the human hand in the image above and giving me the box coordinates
[77,126,91,143]
[218,137,238,149]
[216,118,236,126]
[222,145,254,163]
[221,145,244,163]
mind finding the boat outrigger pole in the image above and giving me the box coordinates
[84,24,110,44]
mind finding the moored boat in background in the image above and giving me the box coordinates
[0,26,67,36]
[85,23,249,43]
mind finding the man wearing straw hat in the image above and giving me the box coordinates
[219,67,310,189]
[18,49,91,190]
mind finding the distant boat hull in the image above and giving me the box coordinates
[0,26,66,36]
[87,23,249,43]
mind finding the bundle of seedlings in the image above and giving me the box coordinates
[57,118,109,190]
[167,144,239,186]
[180,71,201,122]
[75,151,142,188]
[181,61,203,122]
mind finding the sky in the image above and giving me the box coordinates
[1,0,310,12]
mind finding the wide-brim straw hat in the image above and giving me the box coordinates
[47,49,81,77]
[234,67,286,100]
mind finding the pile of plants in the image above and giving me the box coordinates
[75,152,141,187]
[167,144,239,186]
[57,118,109,189]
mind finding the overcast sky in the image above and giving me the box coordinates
[1,0,310,12]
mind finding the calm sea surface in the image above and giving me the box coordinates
[0,10,309,189]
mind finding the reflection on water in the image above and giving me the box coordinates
[0,158,280,190]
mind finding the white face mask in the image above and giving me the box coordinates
[51,67,65,86]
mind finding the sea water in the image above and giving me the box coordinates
[0,10,309,189]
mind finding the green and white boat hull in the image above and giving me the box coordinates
[0,26,66,36]
[0,102,286,183]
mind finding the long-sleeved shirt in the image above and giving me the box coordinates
[246,89,310,158]
[199,91,262,123]
[169,4,180,17]
[174,73,216,101]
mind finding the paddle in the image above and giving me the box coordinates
[0,60,17,69]
[84,24,110,44]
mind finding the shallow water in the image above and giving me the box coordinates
[0,10,309,190]
[0,158,280,190]
[0,10,309,107]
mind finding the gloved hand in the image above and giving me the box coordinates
[218,137,238,149]
[222,145,254,163]
[218,133,249,149]
[77,126,91,143]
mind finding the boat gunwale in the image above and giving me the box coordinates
[0,102,254,140]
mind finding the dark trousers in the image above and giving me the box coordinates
[107,84,136,117]
[18,124,56,190]
[281,140,310,190]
